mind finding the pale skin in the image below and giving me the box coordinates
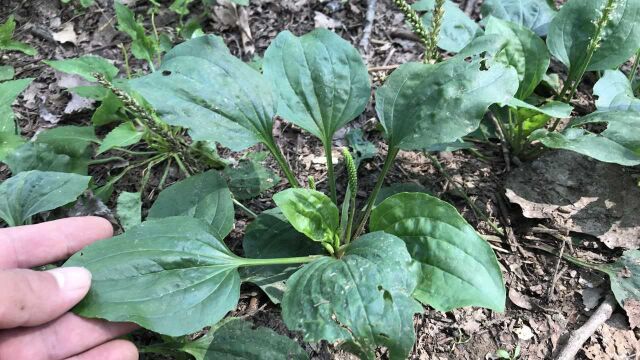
[0,217,138,360]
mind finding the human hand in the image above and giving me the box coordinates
[0,217,138,360]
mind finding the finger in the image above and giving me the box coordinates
[0,216,113,269]
[0,313,137,360]
[0,267,91,328]
[64,339,138,360]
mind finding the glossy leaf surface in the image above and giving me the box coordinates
[376,58,518,150]
[148,171,234,239]
[263,29,370,143]
[0,170,90,226]
[65,217,243,336]
[272,188,339,243]
[129,35,277,151]
[97,122,143,155]
[370,192,506,312]
[485,16,549,99]
[282,232,422,360]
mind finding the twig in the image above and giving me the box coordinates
[546,237,566,302]
[555,294,616,360]
[368,64,400,72]
[359,0,378,51]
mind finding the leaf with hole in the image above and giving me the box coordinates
[282,231,422,360]
[370,192,506,312]
[129,35,277,152]
[376,57,518,150]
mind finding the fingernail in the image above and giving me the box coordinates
[48,267,92,291]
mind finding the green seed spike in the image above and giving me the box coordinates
[308,176,316,190]
[342,148,357,199]
[392,0,432,62]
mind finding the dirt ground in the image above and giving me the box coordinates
[1,0,639,359]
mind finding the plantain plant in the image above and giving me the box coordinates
[57,28,515,359]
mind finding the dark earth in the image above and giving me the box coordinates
[1,0,639,358]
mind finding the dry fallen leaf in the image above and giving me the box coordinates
[52,23,78,45]
[314,11,342,29]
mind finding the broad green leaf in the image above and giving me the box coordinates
[97,122,143,155]
[0,132,24,161]
[263,29,370,144]
[65,217,243,336]
[35,125,97,158]
[70,85,108,100]
[143,318,308,360]
[594,70,640,112]
[3,142,80,174]
[129,35,277,151]
[481,0,557,36]
[223,152,280,200]
[370,192,506,312]
[115,2,157,65]
[44,55,118,82]
[148,171,234,239]
[505,98,573,135]
[272,189,339,243]
[375,183,430,206]
[346,128,377,168]
[533,111,640,166]
[91,91,124,126]
[116,191,141,231]
[414,0,483,53]
[0,78,34,133]
[547,0,640,73]
[0,170,90,226]
[376,58,518,150]
[0,65,14,81]
[598,250,640,327]
[240,208,322,304]
[282,232,422,360]
[0,16,37,55]
[485,16,549,99]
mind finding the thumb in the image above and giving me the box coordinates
[0,267,91,329]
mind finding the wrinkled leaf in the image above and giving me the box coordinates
[282,232,422,360]
[65,217,243,336]
[376,58,518,150]
[97,122,143,155]
[44,55,118,82]
[0,78,34,133]
[263,29,370,144]
[485,16,549,99]
[223,152,280,200]
[36,125,97,158]
[533,111,640,166]
[594,70,640,112]
[129,35,277,151]
[0,170,90,226]
[0,16,37,55]
[414,0,483,53]
[3,142,81,174]
[345,128,377,168]
[241,208,322,304]
[148,171,234,240]
[143,318,308,360]
[481,0,557,36]
[272,189,339,244]
[547,0,640,73]
[370,192,506,312]
[116,191,141,231]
